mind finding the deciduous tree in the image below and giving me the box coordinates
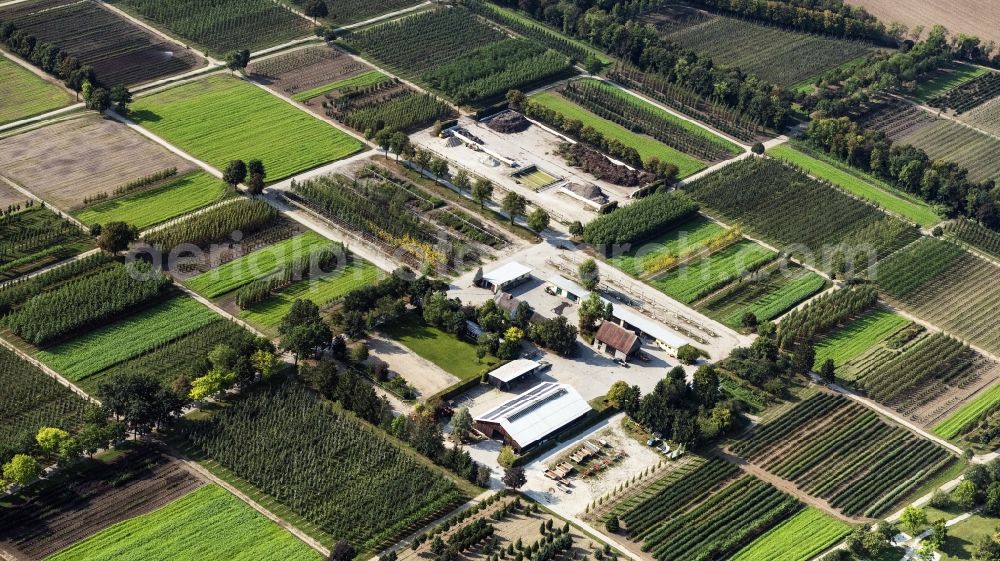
[503,466,526,489]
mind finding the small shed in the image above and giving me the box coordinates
[479,262,533,293]
[487,359,543,390]
[594,321,641,361]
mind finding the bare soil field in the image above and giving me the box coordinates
[0,183,27,209]
[0,0,203,87]
[847,0,1000,46]
[0,443,204,561]
[0,114,196,211]
[248,44,370,101]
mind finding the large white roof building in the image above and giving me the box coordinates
[474,382,591,452]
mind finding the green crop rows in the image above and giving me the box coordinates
[729,507,850,561]
[130,75,363,181]
[650,240,775,303]
[813,308,908,369]
[934,383,1000,440]
[46,485,321,561]
[701,265,827,327]
[292,70,388,102]
[75,172,229,230]
[0,56,71,126]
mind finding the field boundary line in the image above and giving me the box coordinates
[0,46,76,95]
[0,174,90,232]
[0,335,99,406]
[0,248,101,290]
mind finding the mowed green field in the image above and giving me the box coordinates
[45,484,321,561]
[381,313,499,381]
[813,308,908,369]
[130,75,364,181]
[36,296,219,381]
[934,383,1000,440]
[186,231,334,298]
[240,259,381,332]
[529,91,705,178]
[769,144,940,227]
[75,172,228,230]
[913,63,987,101]
[729,508,851,561]
[650,240,775,303]
[292,70,388,102]
[609,216,724,277]
[0,56,72,125]
[703,267,827,328]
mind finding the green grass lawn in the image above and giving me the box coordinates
[380,312,499,381]
[130,75,364,181]
[934,383,1000,440]
[934,512,999,560]
[0,56,72,126]
[240,259,381,334]
[703,267,827,328]
[74,171,228,230]
[914,63,988,102]
[291,70,388,102]
[650,240,775,303]
[186,231,335,298]
[45,485,322,561]
[577,78,742,156]
[529,91,705,178]
[729,508,850,561]
[35,296,220,381]
[812,308,908,370]
[769,144,941,227]
[608,216,725,276]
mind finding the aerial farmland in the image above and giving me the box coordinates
[3,1,1000,561]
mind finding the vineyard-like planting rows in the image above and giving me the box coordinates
[0,344,93,464]
[0,206,93,282]
[964,95,1000,137]
[944,218,1000,261]
[47,485,321,561]
[876,237,1000,355]
[656,13,873,87]
[0,55,71,126]
[74,171,229,230]
[684,157,919,269]
[284,0,418,26]
[141,199,279,254]
[176,382,469,553]
[732,392,955,517]
[108,0,312,55]
[0,0,202,86]
[699,265,827,328]
[928,69,1000,113]
[899,119,1000,183]
[130,75,363,181]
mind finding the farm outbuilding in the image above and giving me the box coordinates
[486,359,544,390]
[477,262,533,293]
[474,382,591,452]
[593,321,640,361]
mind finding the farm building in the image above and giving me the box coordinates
[594,321,640,361]
[546,275,686,355]
[496,293,527,320]
[474,382,591,452]
[486,359,545,390]
[476,262,533,293]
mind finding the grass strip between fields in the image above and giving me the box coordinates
[291,70,389,102]
[934,383,1000,440]
[36,296,220,381]
[44,485,322,561]
[529,91,705,178]
[74,171,228,230]
[768,144,940,227]
[0,56,73,126]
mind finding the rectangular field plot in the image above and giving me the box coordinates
[899,119,1000,183]
[175,382,469,553]
[0,183,26,209]
[683,157,920,269]
[248,45,453,136]
[0,56,72,126]
[283,0,419,26]
[0,0,202,86]
[46,484,321,561]
[0,344,93,464]
[0,114,197,211]
[944,218,1000,262]
[608,457,803,561]
[36,295,220,382]
[697,264,828,328]
[876,237,1000,356]
[651,11,874,87]
[0,205,94,282]
[648,240,776,304]
[511,166,559,190]
[769,143,940,227]
[729,507,850,561]
[0,443,203,561]
[913,62,988,102]
[381,312,499,381]
[529,91,705,178]
[731,392,956,518]
[813,308,910,370]
[934,383,1000,441]
[131,75,364,181]
[608,215,725,277]
[965,96,1000,137]
[74,171,229,230]
[107,0,312,56]
[239,259,381,333]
